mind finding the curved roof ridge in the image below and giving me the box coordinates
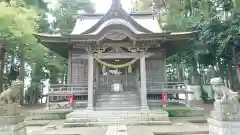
[90,18,142,34]
[81,1,152,34]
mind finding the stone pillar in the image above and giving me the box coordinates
[87,55,94,111]
[0,104,26,135]
[140,56,149,111]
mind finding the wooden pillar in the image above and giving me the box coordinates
[87,55,94,111]
[140,55,149,111]
[136,67,139,88]
[125,67,128,87]
[96,62,100,89]
[68,50,72,84]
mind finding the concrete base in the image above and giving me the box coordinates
[64,109,170,127]
[208,118,240,135]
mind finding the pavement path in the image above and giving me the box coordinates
[27,120,209,135]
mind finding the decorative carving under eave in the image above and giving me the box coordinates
[105,31,127,41]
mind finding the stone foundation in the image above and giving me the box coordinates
[208,100,240,135]
[210,101,240,121]
[208,118,240,135]
[64,110,171,127]
[0,104,27,135]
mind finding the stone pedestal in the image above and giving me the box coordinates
[210,101,240,121]
[208,101,240,135]
[208,118,240,135]
[0,104,26,135]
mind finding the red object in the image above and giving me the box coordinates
[68,93,74,106]
[162,92,167,105]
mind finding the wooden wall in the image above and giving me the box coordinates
[69,50,88,85]
[68,49,166,87]
[146,59,166,83]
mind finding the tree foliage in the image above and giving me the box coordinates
[0,0,96,104]
[135,0,240,88]
[44,0,95,34]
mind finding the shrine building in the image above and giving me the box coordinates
[35,0,196,111]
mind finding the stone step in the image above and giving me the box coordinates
[96,100,139,103]
[96,97,140,101]
[96,101,140,105]
[96,102,140,105]
[64,120,171,127]
[96,95,139,99]
[96,100,140,106]
[66,110,169,118]
[95,104,140,108]
[95,106,141,111]
[96,92,139,95]
[95,106,141,109]
[97,89,139,91]
[96,93,139,96]
[96,102,140,106]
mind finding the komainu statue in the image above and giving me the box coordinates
[210,77,239,102]
[0,79,23,104]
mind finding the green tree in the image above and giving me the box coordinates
[45,0,95,34]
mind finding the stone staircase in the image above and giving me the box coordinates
[95,86,141,111]
[64,110,170,127]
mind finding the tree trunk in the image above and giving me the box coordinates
[178,64,184,82]
[0,47,5,93]
[228,60,234,89]
[192,59,199,84]
[217,58,224,80]
[65,72,68,84]
[19,47,25,105]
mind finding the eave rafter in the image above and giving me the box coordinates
[35,31,196,48]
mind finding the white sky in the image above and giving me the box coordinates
[92,0,133,13]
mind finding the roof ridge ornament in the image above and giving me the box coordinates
[112,0,122,9]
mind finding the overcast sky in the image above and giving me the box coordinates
[93,0,133,13]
